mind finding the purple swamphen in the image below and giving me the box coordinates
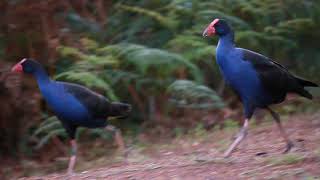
[12,58,131,174]
[203,19,318,157]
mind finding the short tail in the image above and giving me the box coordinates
[295,77,318,87]
[294,77,318,100]
[109,102,132,117]
[297,89,313,99]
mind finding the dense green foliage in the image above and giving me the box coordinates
[57,0,320,116]
[0,0,320,157]
[167,80,225,109]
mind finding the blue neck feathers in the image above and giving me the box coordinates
[217,32,235,53]
[33,67,51,85]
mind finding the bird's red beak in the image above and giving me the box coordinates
[11,63,23,73]
[203,26,215,37]
[11,58,26,73]
[203,19,219,37]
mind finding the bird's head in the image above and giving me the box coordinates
[11,58,42,74]
[203,19,232,37]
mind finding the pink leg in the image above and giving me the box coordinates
[67,139,77,175]
[224,118,249,157]
[266,108,294,153]
[105,125,128,161]
[105,125,125,152]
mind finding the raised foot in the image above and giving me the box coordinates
[283,141,294,154]
[223,153,230,158]
[223,149,233,158]
[64,171,76,180]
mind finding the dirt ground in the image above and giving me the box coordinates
[19,113,320,180]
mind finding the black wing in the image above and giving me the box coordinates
[240,48,314,103]
[58,82,112,119]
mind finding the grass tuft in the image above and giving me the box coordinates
[264,153,306,166]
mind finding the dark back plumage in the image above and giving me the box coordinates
[60,82,112,119]
[241,48,317,102]
[60,82,131,118]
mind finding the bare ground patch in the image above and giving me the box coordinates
[18,113,320,179]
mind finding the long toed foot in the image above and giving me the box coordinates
[266,107,294,154]
[283,140,294,154]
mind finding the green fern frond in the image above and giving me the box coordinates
[35,129,67,149]
[167,80,225,109]
[55,71,118,100]
[166,34,215,62]
[80,38,99,52]
[99,43,203,82]
[265,18,315,36]
[33,120,62,136]
[37,116,59,128]
[116,4,178,29]
[196,10,250,30]
[57,46,86,60]
[89,129,113,140]
[65,12,101,34]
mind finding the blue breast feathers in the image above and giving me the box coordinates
[39,82,90,123]
[216,49,272,108]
